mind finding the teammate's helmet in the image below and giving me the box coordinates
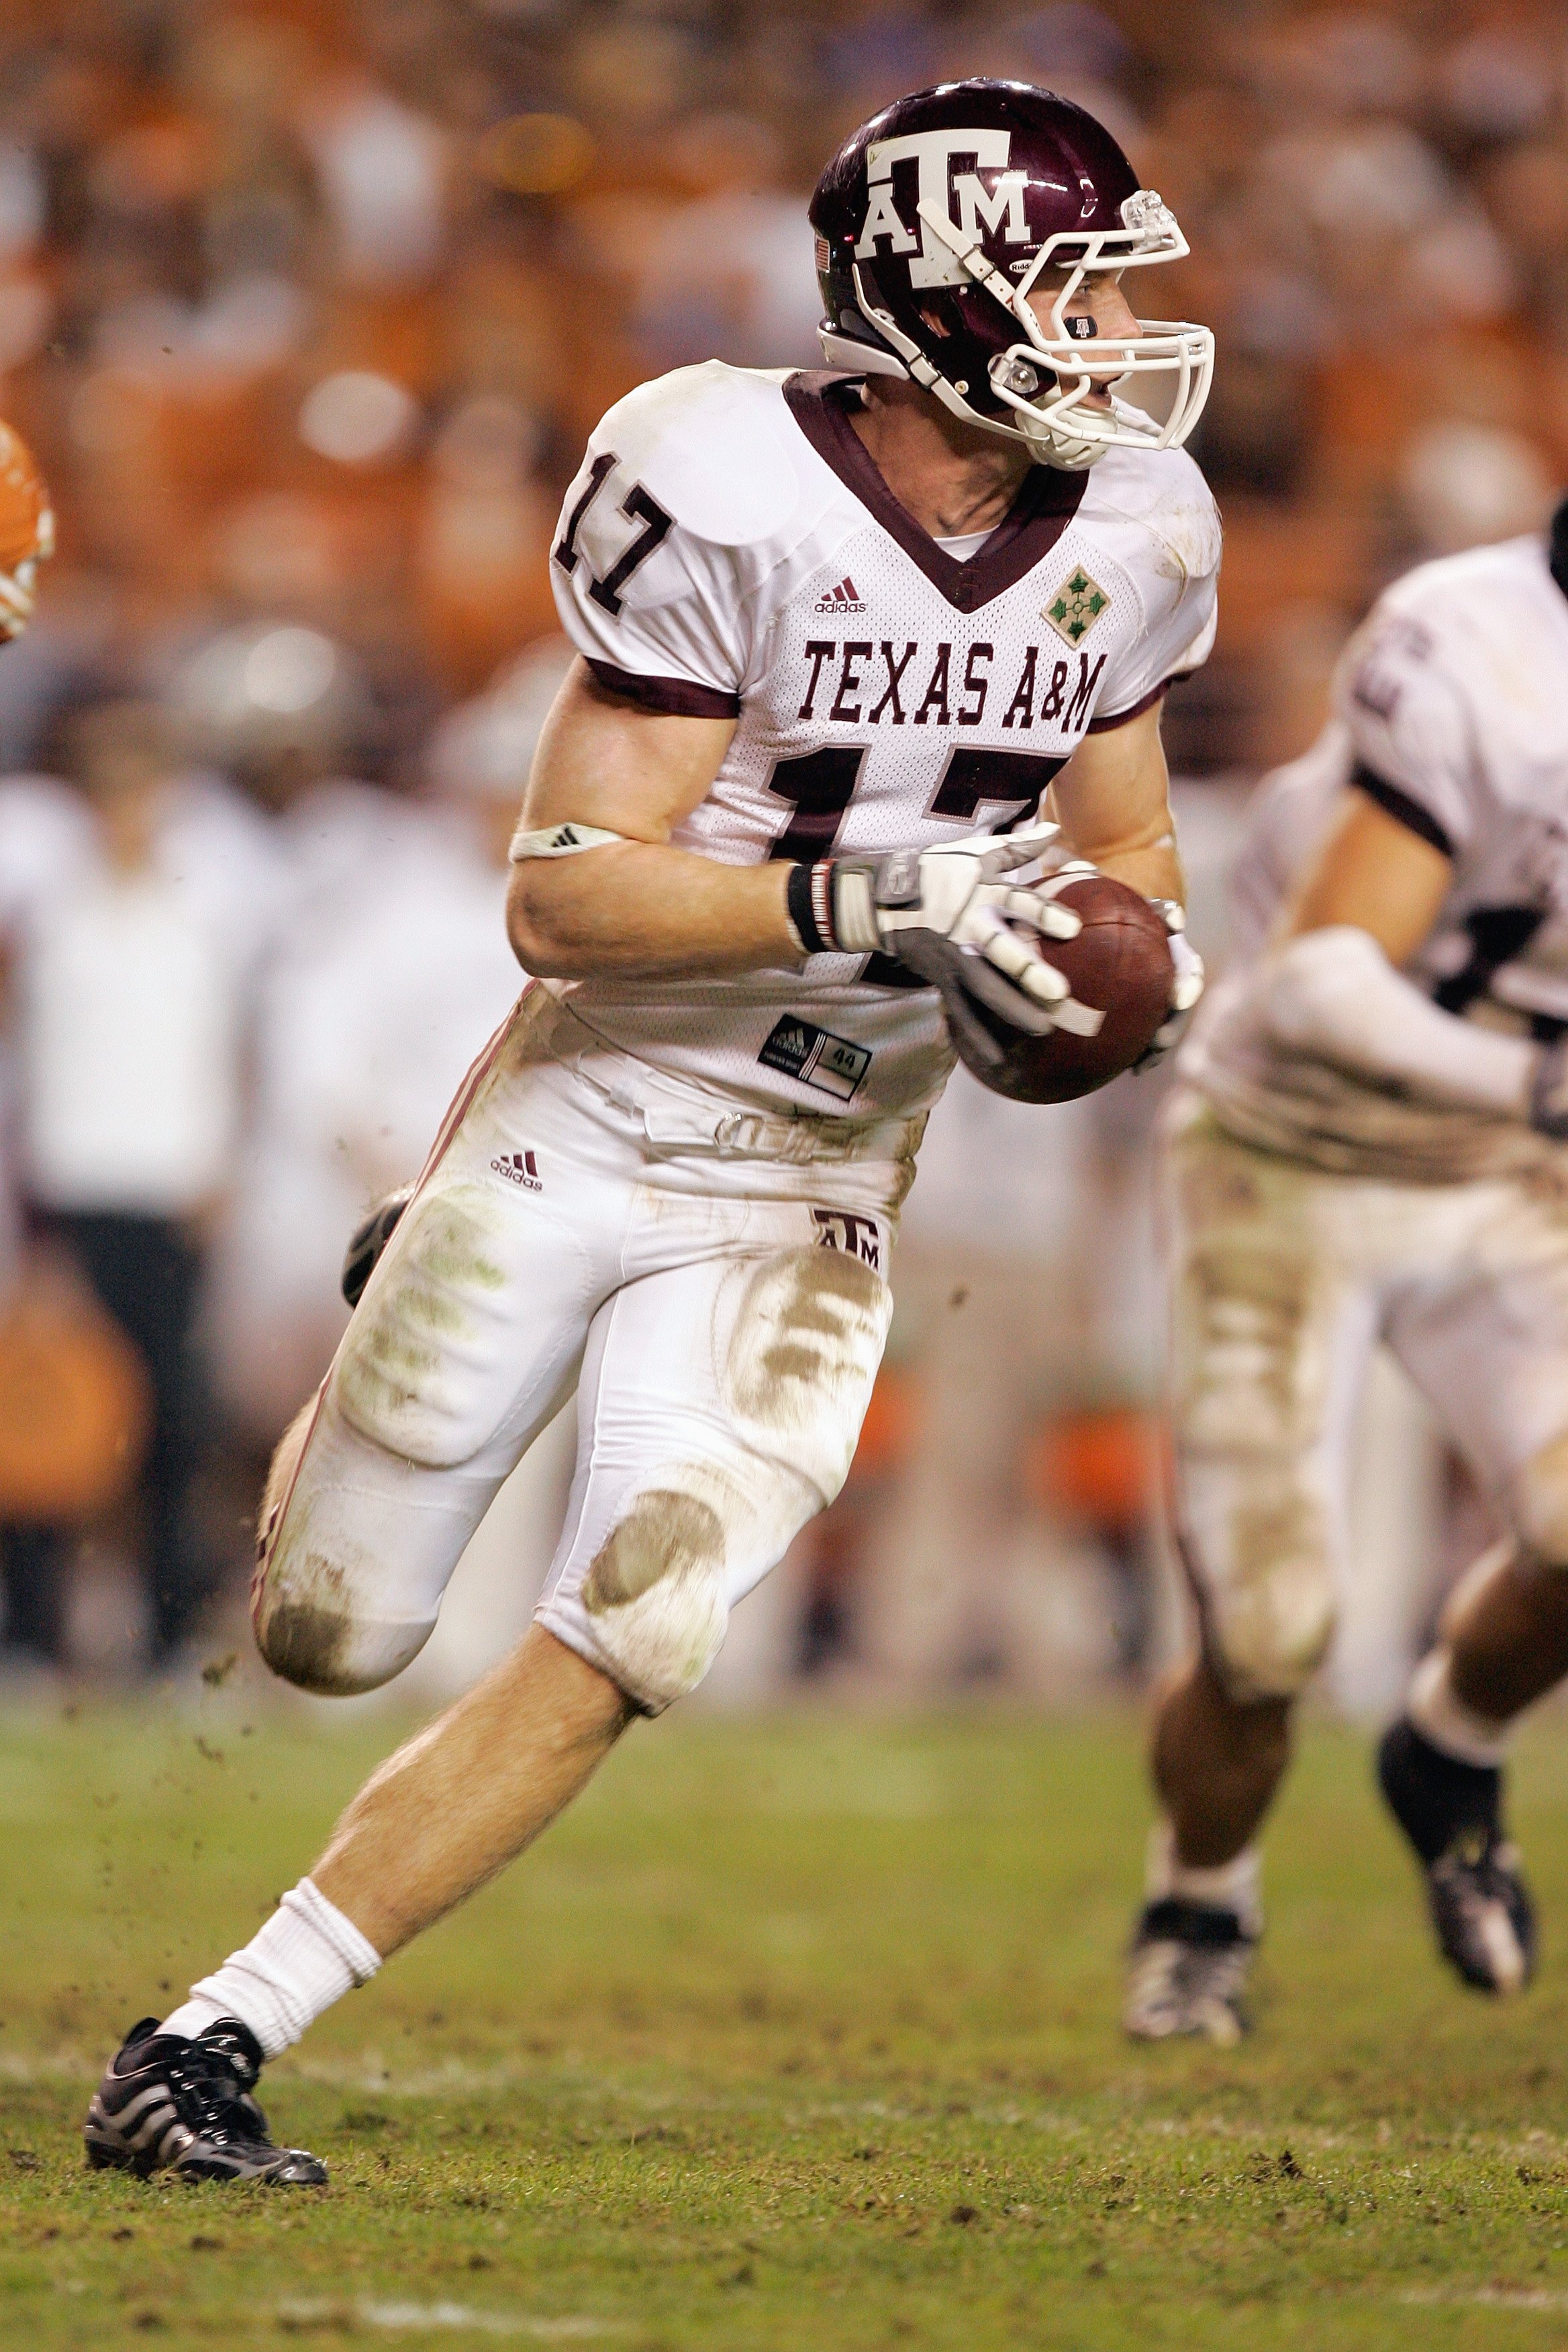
[810,80,1213,472]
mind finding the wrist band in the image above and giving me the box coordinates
[509,820,626,862]
[787,859,836,955]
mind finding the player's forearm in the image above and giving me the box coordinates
[1092,838,1184,908]
[1050,704,1184,911]
[1259,926,1534,1118]
[507,844,800,981]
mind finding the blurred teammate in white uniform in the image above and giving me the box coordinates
[87,81,1218,2184]
[1128,497,1568,2043]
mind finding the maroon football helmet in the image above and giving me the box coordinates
[809,79,1213,471]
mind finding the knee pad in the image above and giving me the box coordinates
[1181,1463,1338,1702]
[254,1581,434,1696]
[1507,1431,1568,1568]
[252,1398,435,1696]
[577,1483,734,1714]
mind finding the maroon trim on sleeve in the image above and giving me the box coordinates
[1083,677,1173,734]
[782,372,1087,616]
[1350,761,1455,859]
[585,659,741,720]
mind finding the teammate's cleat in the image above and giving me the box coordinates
[84,2017,327,2183]
[1124,1898,1256,2046]
[1377,1718,1536,1994]
[1424,1838,1536,1994]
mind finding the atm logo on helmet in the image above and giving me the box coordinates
[854,128,1030,287]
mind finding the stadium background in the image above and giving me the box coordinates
[0,0,1560,1714]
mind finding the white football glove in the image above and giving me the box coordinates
[1134,898,1206,1069]
[790,821,1091,1042]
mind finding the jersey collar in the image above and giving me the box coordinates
[783,371,1087,616]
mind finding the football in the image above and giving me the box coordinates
[955,872,1175,1103]
[0,417,53,577]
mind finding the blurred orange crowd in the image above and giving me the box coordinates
[0,0,1564,778]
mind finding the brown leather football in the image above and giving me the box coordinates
[954,873,1174,1104]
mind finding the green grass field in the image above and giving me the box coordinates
[5,1694,1568,2350]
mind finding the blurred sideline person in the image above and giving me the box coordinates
[87,81,1216,2184]
[203,652,564,1437]
[0,772,91,1661]
[234,650,563,1432]
[171,615,413,1430]
[0,423,61,1659]
[13,701,277,1662]
[851,1073,1101,1692]
[1128,496,1568,2044]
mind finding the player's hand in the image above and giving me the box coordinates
[1131,899,1205,1071]
[805,822,1087,1036]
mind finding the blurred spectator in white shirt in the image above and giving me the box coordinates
[628,117,825,375]
[11,701,281,1663]
[0,773,93,1665]
[297,73,448,288]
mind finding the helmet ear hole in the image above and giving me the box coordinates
[992,355,1041,397]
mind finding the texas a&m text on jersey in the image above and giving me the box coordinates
[544,355,1218,1116]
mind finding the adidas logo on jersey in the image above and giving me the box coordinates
[491,1150,542,1191]
[815,575,867,614]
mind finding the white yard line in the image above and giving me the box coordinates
[279,2303,621,2338]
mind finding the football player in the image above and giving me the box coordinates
[85,81,1220,2182]
[1126,495,1568,2045]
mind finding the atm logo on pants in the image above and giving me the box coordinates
[812,1207,881,1271]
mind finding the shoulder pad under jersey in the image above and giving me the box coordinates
[587,363,807,549]
[1375,534,1549,637]
[1081,442,1223,593]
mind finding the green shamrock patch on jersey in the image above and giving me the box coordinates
[1044,568,1109,646]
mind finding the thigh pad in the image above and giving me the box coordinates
[334,1176,592,1469]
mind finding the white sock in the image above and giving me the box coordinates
[1406,1646,1510,1769]
[160,1879,382,2059]
[1146,1821,1263,1937]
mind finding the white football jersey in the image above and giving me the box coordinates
[543,362,1220,1119]
[1185,533,1568,1179]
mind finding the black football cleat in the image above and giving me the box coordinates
[85,2017,327,2184]
[1124,1898,1256,2046]
[341,1183,413,1309]
[1377,1717,1536,1995]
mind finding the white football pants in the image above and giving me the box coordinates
[1164,1094,1568,1702]
[253,987,920,1713]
